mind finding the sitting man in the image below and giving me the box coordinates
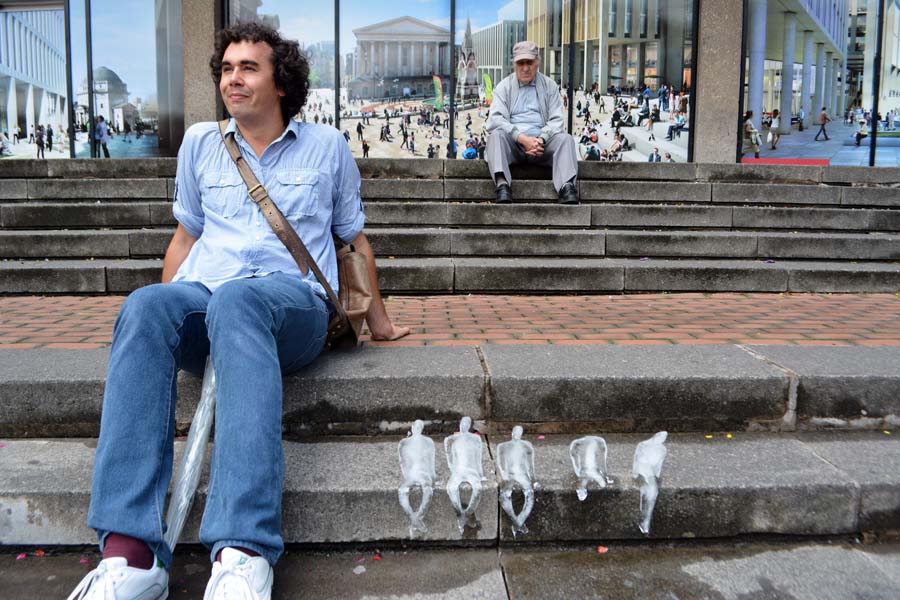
[66,21,404,600]
[485,40,578,205]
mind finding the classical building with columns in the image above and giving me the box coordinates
[744,0,849,133]
[0,10,68,140]
[349,17,451,100]
[470,20,526,90]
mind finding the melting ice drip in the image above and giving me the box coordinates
[398,420,437,538]
[632,431,668,535]
[444,416,485,534]
[495,425,537,537]
[569,436,612,501]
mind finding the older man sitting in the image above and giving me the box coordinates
[485,41,579,205]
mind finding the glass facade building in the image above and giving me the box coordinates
[0,0,897,166]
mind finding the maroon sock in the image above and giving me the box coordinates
[103,533,154,570]
[216,547,261,563]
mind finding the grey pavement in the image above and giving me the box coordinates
[3,542,899,599]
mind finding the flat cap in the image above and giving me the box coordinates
[512,40,539,62]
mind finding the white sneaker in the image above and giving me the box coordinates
[66,557,168,600]
[203,548,273,600]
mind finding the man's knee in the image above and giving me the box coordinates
[116,284,184,332]
[206,279,267,330]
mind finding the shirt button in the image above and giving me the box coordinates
[295,176,301,181]
[255,235,261,241]
[219,179,224,184]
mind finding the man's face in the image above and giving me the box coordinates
[219,40,285,123]
[514,59,538,85]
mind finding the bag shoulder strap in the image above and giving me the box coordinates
[216,119,348,322]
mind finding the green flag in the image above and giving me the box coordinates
[433,75,444,111]
[483,73,493,103]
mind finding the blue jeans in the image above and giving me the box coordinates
[87,273,330,568]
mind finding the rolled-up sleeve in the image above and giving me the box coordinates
[331,138,366,243]
[172,128,204,238]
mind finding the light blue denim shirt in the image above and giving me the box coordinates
[172,118,365,298]
[509,82,543,137]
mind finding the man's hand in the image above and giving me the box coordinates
[517,134,545,157]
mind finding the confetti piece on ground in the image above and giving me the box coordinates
[35,550,46,557]
[353,565,366,575]
[726,433,733,439]
[885,430,892,435]
[0,443,5,449]
[16,554,26,560]
[356,557,366,564]
[764,259,776,264]
[372,555,382,561]
[537,435,546,440]
[704,434,713,439]
[597,546,609,554]
[79,558,90,564]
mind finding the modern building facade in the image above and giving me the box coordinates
[524,0,692,93]
[0,9,68,141]
[470,19,526,88]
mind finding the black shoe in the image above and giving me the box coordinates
[558,182,579,205]
[495,183,513,204]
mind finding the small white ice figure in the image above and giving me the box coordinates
[398,420,437,538]
[496,425,538,537]
[632,431,668,535]
[569,436,612,501]
[444,416,486,534]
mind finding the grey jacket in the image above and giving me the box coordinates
[486,71,565,144]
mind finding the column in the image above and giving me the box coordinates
[433,41,440,74]
[779,13,796,134]
[383,41,389,78]
[814,43,825,120]
[823,51,833,117]
[838,62,846,119]
[831,57,840,117]
[801,31,813,129]
[747,0,768,130]
[5,77,16,142]
[25,83,34,140]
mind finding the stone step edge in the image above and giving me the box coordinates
[3,158,900,185]
[1,345,897,438]
[3,258,900,295]
[0,431,896,546]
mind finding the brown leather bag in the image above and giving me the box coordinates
[218,120,372,349]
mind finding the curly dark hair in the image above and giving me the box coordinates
[210,21,309,123]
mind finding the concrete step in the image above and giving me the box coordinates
[0,202,175,228]
[1,431,897,548]
[6,228,900,261]
[1,345,897,437]
[3,257,900,294]
[7,542,900,600]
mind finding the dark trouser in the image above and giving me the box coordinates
[814,124,829,140]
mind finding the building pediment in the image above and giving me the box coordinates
[353,16,449,41]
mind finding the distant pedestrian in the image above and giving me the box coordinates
[28,124,34,144]
[356,120,364,140]
[45,124,54,153]
[814,106,831,141]
[362,139,370,158]
[35,125,45,159]
[95,115,111,158]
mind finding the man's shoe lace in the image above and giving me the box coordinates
[204,559,262,600]
[66,560,125,600]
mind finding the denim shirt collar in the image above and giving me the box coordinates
[225,118,300,155]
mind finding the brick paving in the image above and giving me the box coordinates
[1,293,900,349]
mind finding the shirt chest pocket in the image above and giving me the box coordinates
[201,171,245,218]
[273,169,322,218]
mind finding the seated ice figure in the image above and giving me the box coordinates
[398,420,437,538]
[632,431,668,535]
[496,425,538,537]
[443,416,485,534]
[569,436,611,501]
